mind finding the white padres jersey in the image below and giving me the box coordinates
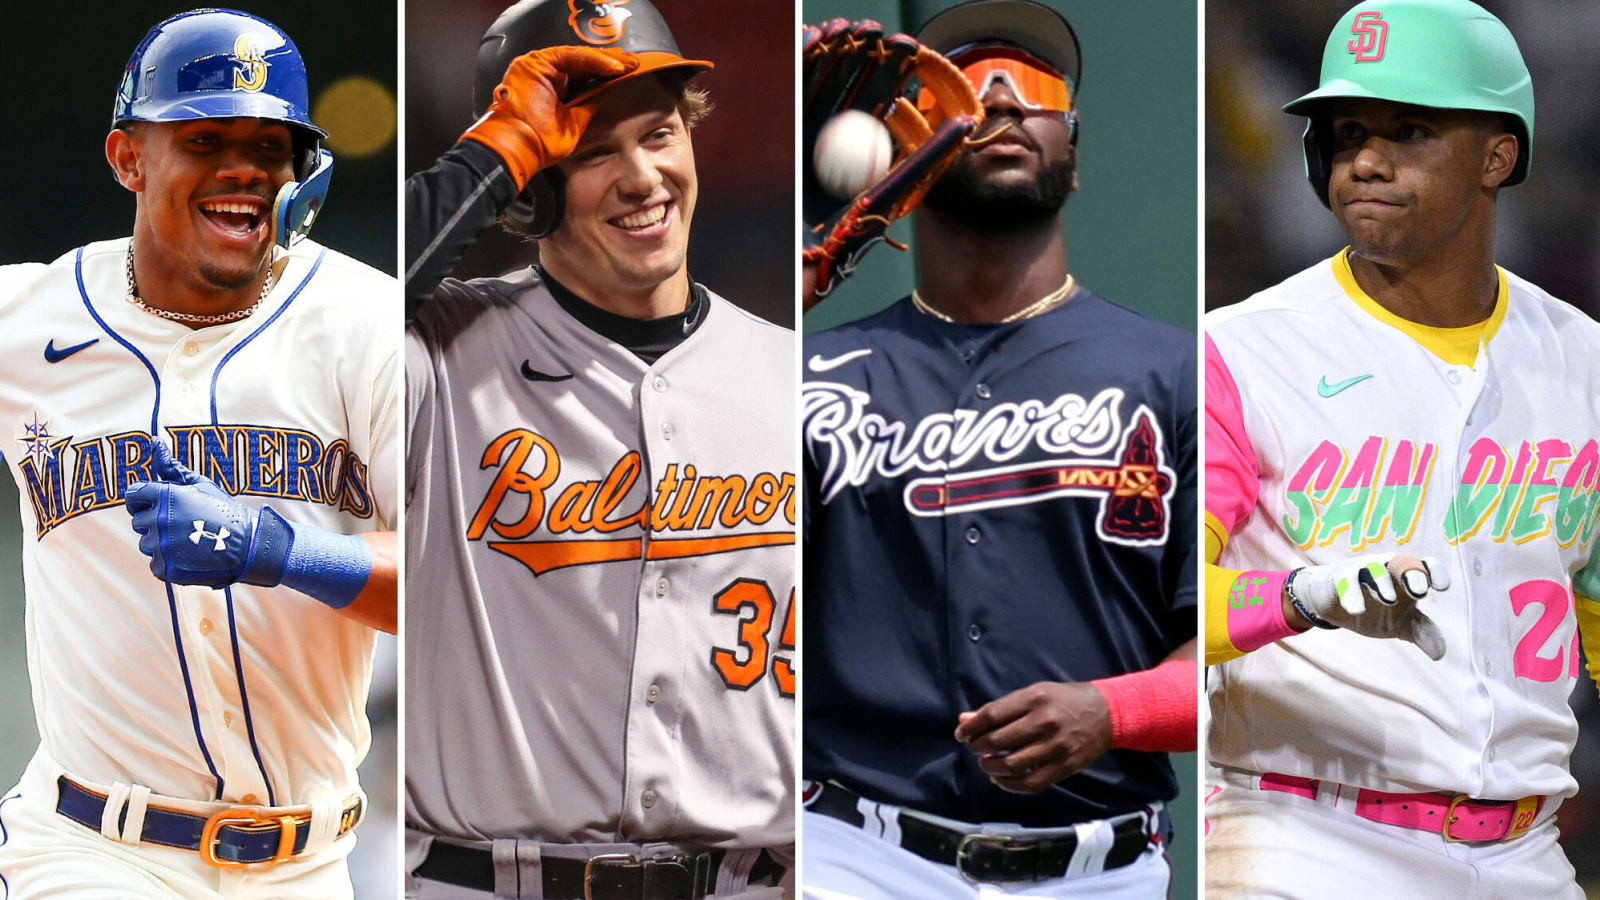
[0,237,400,806]
[1207,253,1600,800]
[405,271,795,847]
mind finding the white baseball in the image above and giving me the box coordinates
[814,109,894,200]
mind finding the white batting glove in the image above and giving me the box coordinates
[1286,554,1450,661]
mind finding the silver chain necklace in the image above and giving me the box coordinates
[124,242,275,325]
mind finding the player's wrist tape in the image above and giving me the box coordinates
[242,507,371,609]
[1285,568,1339,630]
[1225,569,1298,652]
[1090,658,1197,752]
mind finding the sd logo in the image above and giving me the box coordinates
[568,0,631,45]
[1346,11,1388,63]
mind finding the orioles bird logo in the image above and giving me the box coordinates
[232,33,270,91]
[568,0,631,45]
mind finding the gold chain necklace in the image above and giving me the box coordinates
[125,242,276,326]
[911,274,1077,324]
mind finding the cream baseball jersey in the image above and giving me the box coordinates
[1206,251,1600,800]
[404,270,796,847]
[0,237,399,806]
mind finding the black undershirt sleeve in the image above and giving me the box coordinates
[404,140,520,318]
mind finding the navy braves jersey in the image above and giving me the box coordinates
[802,290,1196,826]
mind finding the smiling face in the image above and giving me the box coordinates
[108,118,295,291]
[537,75,697,309]
[922,80,1077,228]
[1325,98,1516,266]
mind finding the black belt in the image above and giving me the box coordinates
[415,841,787,899]
[55,776,363,867]
[806,781,1151,884]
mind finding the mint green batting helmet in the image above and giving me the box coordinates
[1283,0,1534,206]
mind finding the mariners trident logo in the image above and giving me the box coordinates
[568,0,631,45]
[232,33,270,91]
[190,520,230,551]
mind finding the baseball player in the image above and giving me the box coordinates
[801,2,1197,897]
[1204,1,1600,896]
[403,1,794,898]
[0,9,400,899]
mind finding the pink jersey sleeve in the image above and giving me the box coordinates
[1203,335,1301,665]
[1205,334,1259,537]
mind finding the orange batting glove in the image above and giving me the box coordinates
[461,46,639,190]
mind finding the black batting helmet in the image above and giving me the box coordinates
[476,0,713,237]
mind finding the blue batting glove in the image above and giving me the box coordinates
[124,440,289,589]
[124,439,369,607]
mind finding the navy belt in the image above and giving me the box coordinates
[55,776,364,867]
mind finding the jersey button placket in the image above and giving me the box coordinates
[173,585,244,794]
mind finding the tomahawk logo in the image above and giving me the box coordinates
[190,520,230,551]
[903,410,1173,545]
[1347,11,1388,62]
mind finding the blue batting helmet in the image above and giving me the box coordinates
[113,9,334,247]
[113,9,327,141]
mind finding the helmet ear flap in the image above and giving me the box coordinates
[1302,117,1333,209]
[292,130,320,183]
[503,169,565,238]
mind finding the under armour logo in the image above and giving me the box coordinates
[190,520,231,551]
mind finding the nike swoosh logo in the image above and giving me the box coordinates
[1317,374,1374,398]
[520,360,573,382]
[44,338,99,363]
[807,349,872,372]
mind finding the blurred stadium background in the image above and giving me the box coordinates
[1208,0,1600,893]
[405,0,795,327]
[804,2,1199,898]
[0,3,398,897]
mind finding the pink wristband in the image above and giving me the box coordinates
[1091,658,1197,752]
[1227,569,1296,653]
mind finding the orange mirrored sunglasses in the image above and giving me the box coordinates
[918,46,1075,114]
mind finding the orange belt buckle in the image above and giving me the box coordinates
[198,808,298,868]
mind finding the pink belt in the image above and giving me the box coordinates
[1259,772,1543,843]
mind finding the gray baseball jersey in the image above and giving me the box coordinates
[404,268,796,849]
